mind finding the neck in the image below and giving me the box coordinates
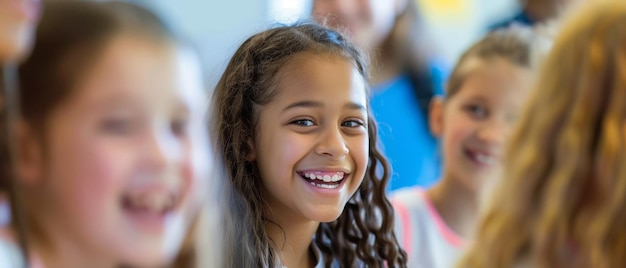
[266,212,319,268]
[426,172,480,239]
[524,0,559,22]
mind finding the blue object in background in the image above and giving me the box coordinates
[371,63,447,191]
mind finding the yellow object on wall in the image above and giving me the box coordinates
[417,0,472,22]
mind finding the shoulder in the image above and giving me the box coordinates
[390,186,431,226]
[0,235,25,268]
[0,197,32,268]
[389,187,430,239]
[390,186,428,209]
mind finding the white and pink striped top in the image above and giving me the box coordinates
[390,187,465,268]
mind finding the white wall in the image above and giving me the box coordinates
[149,0,271,89]
[420,0,519,64]
[146,0,520,87]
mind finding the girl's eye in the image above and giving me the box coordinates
[290,119,315,127]
[342,119,365,128]
[100,118,135,135]
[465,104,488,119]
[171,118,189,137]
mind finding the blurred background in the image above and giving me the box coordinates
[147,0,520,89]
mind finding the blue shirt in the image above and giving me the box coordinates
[370,71,443,191]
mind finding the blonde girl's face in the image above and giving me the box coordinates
[252,54,369,223]
[20,35,209,266]
[431,57,533,192]
[0,0,40,61]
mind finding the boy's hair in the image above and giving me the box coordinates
[15,1,201,266]
[446,25,550,99]
[212,22,406,267]
[458,1,626,267]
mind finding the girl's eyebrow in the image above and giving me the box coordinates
[86,95,136,111]
[462,95,489,103]
[282,101,366,112]
[344,102,366,111]
[282,101,323,112]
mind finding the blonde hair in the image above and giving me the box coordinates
[458,1,626,267]
[446,25,549,99]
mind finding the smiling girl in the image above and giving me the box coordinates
[213,23,406,267]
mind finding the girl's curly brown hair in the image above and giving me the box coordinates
[458,1,626,267]
[212,22,407,267]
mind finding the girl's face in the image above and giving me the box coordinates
[0,0,40,61]
[312,0,401,49]
[252,53,369,223]
[20,35,209,266]
[431,57,532,192]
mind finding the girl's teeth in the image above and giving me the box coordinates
[309,181,340,189]
[475,154,494,164]
[302,172,345,182]
[126,194,175,213]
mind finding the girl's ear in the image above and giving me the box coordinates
[15,121,43,186]
[429,96,445,138]
[245,138,256,161]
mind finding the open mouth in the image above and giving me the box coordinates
[121,189,180,218]
[297,171,347,190]
[464,148,496,167]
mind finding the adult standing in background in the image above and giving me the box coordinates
[312,0,447,191]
